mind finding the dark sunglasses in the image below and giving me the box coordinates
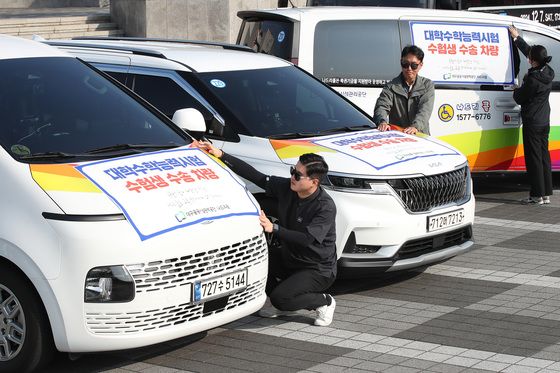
[290,166,310,181]
[400,61,420,70]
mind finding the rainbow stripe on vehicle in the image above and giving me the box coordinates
[438,126,560,172]
[30,164,100,193]
[270,138,336,159]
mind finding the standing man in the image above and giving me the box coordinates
[196,141,338,326]
[374,45,435,135]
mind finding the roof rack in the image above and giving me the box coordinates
[43,41,166,59]
[71,36,255,53]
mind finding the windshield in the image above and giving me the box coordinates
[0,57,189,162]
[195,66,373,138]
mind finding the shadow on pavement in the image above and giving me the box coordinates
[44,332,207,372]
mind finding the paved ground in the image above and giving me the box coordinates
[46,174,560,373]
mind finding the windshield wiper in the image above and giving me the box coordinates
[85,143,180,154]
[18,151,79,160]
[267,132,309,140]
[267,125,373,140]
[313,125,374,135]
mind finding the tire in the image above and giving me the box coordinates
[0,264,55,373]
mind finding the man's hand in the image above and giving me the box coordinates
[508,25,519,39]
[377,122,391,131]
[259,210,273,233]
[194,140,223,158]
[403,126,418,135]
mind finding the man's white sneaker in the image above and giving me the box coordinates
[314,295,336,326]
[521,196,543,205]
[543,196,551,204]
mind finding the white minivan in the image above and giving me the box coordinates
[237,7,560,172]
[0,35,267,372]
[48,37,475,279]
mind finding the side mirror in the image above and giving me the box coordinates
[207,116,225,138]
[172,108,206,133]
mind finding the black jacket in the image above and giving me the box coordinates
[513,37,555,127]
[221,152,338,277]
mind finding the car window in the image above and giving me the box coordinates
[105,71,128,86]
[239,20,294,60]
[0,57,188,161]
[516,30,560,90]
[195,66,373,138]
[313,20,401,86]
[131,74,214,119]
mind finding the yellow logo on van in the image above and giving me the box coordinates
[438,104,454,122]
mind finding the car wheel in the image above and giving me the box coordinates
[0,264,55,373]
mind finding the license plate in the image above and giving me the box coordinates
[427,209,465,232]
[193,270,247,302]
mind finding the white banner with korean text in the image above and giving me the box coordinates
[312,130,459,170]
[76,147,258,240]
[410,22,514,85]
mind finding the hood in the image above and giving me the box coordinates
[530,64,555,85]
[270,129,467,177]
[31,148,259,241]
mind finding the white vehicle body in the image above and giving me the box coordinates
[0,35,267,372]
[237,7,560,172]
[50,37,475,278]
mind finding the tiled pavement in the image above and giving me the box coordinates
[46,177,560,373]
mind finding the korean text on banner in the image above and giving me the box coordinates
[312,130,459,170]
[410,22,514,85]
[76,148,259,240]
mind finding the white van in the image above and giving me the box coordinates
[237,7,560,172]
[0,35,267,372]
[48,37,475,279]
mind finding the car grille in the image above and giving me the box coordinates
[396,226,472,260]
[85,278,265,334]
[390,166,468,212]
[126,234,267,294]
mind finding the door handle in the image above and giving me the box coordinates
[495,99,519,109]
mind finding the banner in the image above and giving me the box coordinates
[411,22,514,85]
[76,148,258,240]
[312,130,459,170]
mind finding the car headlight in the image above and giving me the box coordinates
[85,265,135,303]
[325,175,393,195]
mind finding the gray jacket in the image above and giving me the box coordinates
[373,74,435,134]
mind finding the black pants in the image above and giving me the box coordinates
[523,125,553,198]
[266,249,335,312]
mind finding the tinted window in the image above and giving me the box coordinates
[131,74,213,119]
[516,30,560,90]
[0,57,187,161]
[239,20,294,60]
[106,71,128,85]
[196,66,373,138]
[313,20,401,86]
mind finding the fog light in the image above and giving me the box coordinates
[85,265,135,303]
[343,232,381,254]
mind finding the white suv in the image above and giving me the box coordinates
[49,37,476,277]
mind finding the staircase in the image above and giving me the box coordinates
[0,7,123,39]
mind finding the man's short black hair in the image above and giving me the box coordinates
[299,153,328,180]
[401,45,425,62]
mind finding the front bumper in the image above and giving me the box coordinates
[44,218,267,353]
[338,225,474,277]
[326,186,476,274]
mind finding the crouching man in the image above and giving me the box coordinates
[196,141,337,326]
